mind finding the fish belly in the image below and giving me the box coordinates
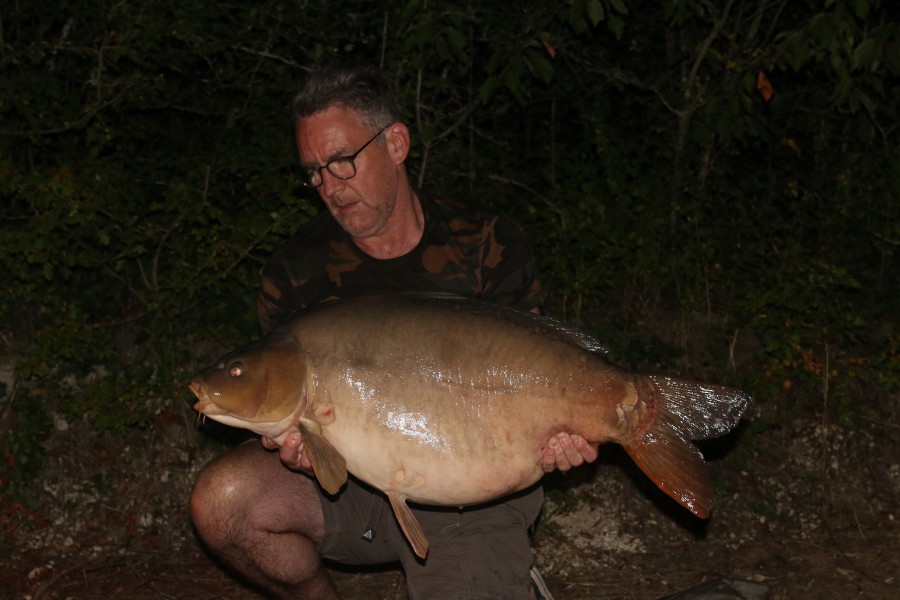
[325,412,548,505]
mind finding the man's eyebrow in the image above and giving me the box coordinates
[300,149,351,170]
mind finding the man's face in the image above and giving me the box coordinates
[296,106,402,240]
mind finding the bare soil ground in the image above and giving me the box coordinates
[2,387,897,600]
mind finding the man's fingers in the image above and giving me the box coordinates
[278,432,301,463]
[544,434,575,473]
[556,433,582,468]
[559,435,584,468]
[541,446,558,473]
[543,433,600,473]
[571,434,599,462]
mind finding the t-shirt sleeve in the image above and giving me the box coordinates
[256,214,340,333]
[478,215,543,312]
[257,259,296,335]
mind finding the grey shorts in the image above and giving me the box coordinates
[315,476,543,600]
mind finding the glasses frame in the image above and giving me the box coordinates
[302,125,389,188]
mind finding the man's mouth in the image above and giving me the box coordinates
[337,199,358,208]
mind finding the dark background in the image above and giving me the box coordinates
[1,1,897,598]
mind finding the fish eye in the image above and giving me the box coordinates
[229,362,244,377]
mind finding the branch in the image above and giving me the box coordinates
[0,92,128,138]
[485,174,563,219]
[229,44,307,68]
[685,0,736,92]
[872,231,900,246]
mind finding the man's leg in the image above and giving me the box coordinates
[317,480,546,599]
[397,486,545,600]
[190,441,338,600]
[192,444,547,600]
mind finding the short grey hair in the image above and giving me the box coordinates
[292,65,403,131]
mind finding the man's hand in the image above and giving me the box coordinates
[261,433,315,476]
[542,432,598,473]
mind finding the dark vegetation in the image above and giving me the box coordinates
[1,1,897,598]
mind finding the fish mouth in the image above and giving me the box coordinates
[187,378,259,432]
[188,380,202,400]
[188,380,221,416]
[188,380,203,409]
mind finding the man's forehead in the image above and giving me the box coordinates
[296,108,368,163]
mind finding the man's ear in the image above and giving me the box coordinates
[384,122,411,164]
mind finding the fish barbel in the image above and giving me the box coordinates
[189,294,750,558]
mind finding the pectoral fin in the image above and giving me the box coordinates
[386,491,429,559]
[298,420,347,495]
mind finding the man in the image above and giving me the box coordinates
[190,65,597,600]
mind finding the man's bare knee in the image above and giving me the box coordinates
[189,443,336,598]
[191,448,259,545]
[191,443,325,546]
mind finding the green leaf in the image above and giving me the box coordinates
[567,0,590,33]
[609,0,628,14]
[609,16,626,40]
[479,75,502,102]
[586,0,605,26]
[525,51,554,84]
[854,90,875,114]
[447,26,468,52]
[852,38,879,71]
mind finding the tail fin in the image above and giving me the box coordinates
[622,376,751,518]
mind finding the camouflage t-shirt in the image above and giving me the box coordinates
[257,195,542,333]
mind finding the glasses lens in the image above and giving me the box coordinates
[304,168,321,187]
[327,158,356,181]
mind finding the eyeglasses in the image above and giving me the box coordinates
[302,126,388,188]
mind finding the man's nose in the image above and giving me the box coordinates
[319,170,346,198]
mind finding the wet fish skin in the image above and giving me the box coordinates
[189,294,751,558]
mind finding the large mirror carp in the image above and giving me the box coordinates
[189,294,750,558]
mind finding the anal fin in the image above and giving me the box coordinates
[298,420,347,495]
[386,491,429,559]
[624,423,713,518]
